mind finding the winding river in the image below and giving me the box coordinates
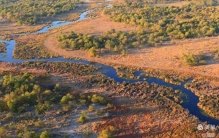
[0,1,219,126]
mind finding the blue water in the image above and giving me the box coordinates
[0,1,218,126]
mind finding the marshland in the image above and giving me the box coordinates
[0,0,219,137]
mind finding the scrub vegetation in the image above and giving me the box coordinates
[0,61,219,137]
[0,42,6,52]
[14,35,57,59]
[104,0,219,46]
[0,0,219,137]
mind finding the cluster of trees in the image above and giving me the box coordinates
[182,52,208,66]
[57,29,165,55]
[0,71,109,137]
[104,1,219,40]
[0,73,108,114]
[0,73,63,113]
[0,0,80,25]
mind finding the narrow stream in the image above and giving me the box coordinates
[0,1,219,125]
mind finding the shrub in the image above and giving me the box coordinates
[199,60,207,65]
[98,126,116,138]
[40,131,51,138]
[91,94,107,105]
[182,53,207,66]
[60,93,74,104]
[62,104,72,112]
[106,103,114,109]
[18,130,36,138]
[78,111,87,124]
[35,102,50,114]
[79,99,87,105]
[88,105,95,112]
[34,120,44,127]
[88,47,97,57]
[98,129,112,138]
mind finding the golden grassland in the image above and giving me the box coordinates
[44,27,219,78]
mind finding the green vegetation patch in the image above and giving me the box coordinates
[182,52,208,66]
[0,0,80,25]
[57,29,156,55]
[104,0,219,42]
[0,72,109,137]
[0,42,6,53]
[0,73,68,113]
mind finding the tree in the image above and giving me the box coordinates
[60,93,73,104]
[77,111,87,123]
[88,47,97,57]
[40,131,51,138]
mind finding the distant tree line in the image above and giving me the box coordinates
[0,0,80,25]
[104,1,219,41]
[125,0,219,6]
